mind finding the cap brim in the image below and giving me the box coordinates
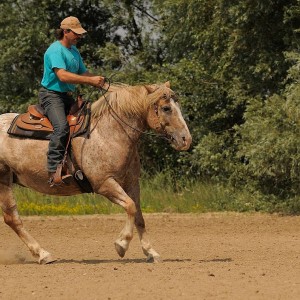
[71,27,87,34]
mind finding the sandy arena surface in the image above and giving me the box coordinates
[0,213,299,300]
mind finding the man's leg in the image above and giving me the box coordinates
[39,90,72,183]
[44,99,69,172]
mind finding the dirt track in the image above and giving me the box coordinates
[0,213,299,300]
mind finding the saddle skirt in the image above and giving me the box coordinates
[7,102,91,140]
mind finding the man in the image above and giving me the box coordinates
[39,16,106,186]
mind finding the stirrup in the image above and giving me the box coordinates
[48,173,73,187]
[61,174,73,184]
[48,164,73,187]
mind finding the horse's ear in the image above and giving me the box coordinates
[144,84,157,94]
[164,81,171,88]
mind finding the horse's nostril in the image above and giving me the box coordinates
[182,136,186,141]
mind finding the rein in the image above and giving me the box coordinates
[91,79,169,140]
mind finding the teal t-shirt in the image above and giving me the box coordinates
[41,41,87,92]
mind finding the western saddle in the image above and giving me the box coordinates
[8,101,90,139]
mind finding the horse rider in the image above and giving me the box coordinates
[39,16,106,186]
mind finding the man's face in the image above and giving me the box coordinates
[64,29,83,45]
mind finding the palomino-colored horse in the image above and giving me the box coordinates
[0,82,191,264]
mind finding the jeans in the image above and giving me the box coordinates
[38,87,75,173]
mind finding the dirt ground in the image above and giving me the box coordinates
[0,213,299,300]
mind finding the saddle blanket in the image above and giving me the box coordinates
[7,102,91,140]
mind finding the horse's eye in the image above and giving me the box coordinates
[162,106,172,113]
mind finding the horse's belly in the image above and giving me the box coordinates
[16,176,83,196]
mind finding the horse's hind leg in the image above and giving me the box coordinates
[135,209,161,263]
[0,169,55,264]
[132,186,161,262]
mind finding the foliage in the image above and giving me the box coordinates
[0,0,50,112]
[235,57,300,200]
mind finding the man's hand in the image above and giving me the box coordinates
[89,76,106,88]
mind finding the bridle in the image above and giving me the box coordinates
[92,80,173,141]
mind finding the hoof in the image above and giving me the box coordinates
[38,251,57,264]
[114,242,126,258]
[146,254,162,263]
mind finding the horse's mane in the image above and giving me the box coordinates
[91,83,172,118]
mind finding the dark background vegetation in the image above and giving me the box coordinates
[1,0,300,213]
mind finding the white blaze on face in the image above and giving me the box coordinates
[172,99,189,130]
[170,98,192,150]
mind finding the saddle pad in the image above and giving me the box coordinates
[7,102,92,140]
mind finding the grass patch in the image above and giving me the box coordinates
[12,173,246,216]
[12,171,298,215]
[15,187,123,215]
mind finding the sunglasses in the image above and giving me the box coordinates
[66,29,83,37]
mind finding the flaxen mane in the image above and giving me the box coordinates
[91,83,174,118]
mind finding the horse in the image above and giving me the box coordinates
[0,81,192,264]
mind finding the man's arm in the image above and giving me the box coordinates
[54,68,105,88]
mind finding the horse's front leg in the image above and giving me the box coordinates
[129,183,161,262]
[0,172,56,264]
[98,177,137,258]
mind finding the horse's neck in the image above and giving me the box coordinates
[93,112,146,145]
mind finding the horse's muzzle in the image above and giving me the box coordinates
[168,131,192,151]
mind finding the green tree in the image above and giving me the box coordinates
[149,0,297,179]
[0,0,51,112]
[234,2,300,202]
